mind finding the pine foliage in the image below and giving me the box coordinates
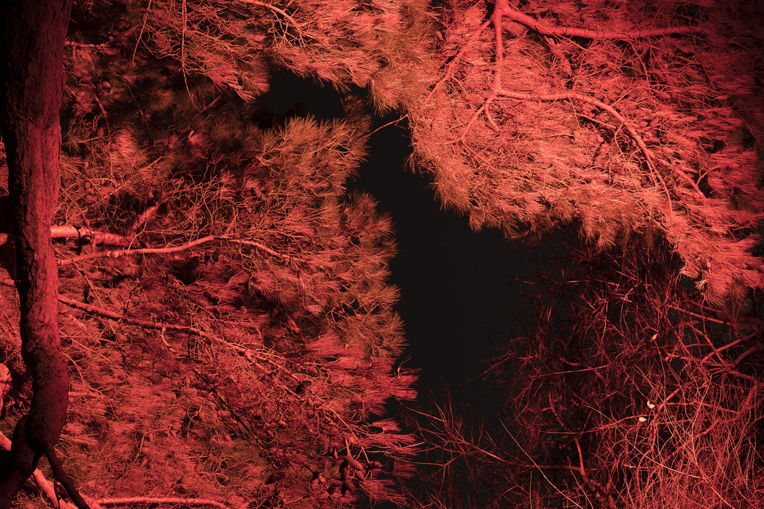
[132,0,434,111]
[2,0,430,506]
[1,0,763,506]
[409,0,764,303]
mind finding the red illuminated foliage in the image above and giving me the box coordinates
[0,0,762,508]
[1,1,429,507]
[404,1,764,506]
[409,0,764,303]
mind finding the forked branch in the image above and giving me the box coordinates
[451,0,709,207]
[237,0,305,31]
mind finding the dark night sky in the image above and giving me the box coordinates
[351,115,541,416]
[259,71,570,423]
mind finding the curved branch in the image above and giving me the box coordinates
[58,235,305,266]
[58,235,219,265]
[495,87,704,201]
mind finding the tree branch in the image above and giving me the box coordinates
[1,226,139,248]
[58,234,306,266]
[97,497,235,509]
[501,3,707,41]
[236,0,305,31]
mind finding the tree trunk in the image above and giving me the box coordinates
[0,0,72,506]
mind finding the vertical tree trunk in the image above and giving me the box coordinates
[0,0,72,506]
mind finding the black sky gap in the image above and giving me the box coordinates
[257,69,570,425]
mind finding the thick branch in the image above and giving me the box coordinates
[51,226,140,247]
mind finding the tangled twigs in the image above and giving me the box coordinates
[237,0,305,31]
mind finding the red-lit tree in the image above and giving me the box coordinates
[409,0,764,303]
[1,1,430,507]
[405,1,764,507]
[0,0,762,507]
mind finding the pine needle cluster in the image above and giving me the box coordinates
[409,0,764,303]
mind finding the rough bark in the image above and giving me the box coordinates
[0,0,73,506]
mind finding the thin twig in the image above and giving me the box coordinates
[131,0,153,66]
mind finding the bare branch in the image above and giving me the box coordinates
[57,235,306,266]
[1,226,137,248]
[97,497,235,509]
[501,2,707,41]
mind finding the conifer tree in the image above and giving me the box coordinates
[409,0,764,303]
[0,0,762,507]
[1,0,430,506]
[0,1,78,507]
[404,1,764,506]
